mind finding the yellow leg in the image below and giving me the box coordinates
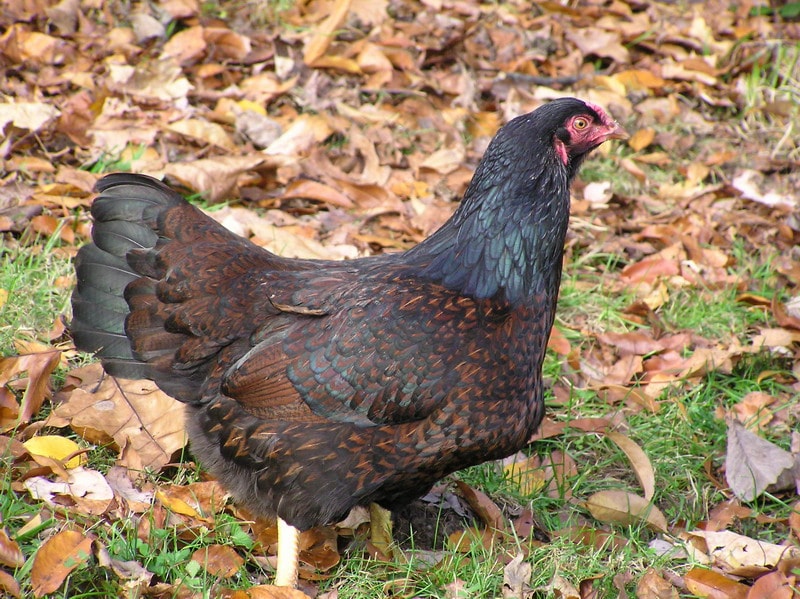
[274,517,299,587]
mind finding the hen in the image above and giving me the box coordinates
[71,98,625,586]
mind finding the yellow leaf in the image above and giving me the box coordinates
[504,458,546,496]
[627,128,655,152]
[155,489,201,518]
[236,99,266,116]
[605,432,656,501]
[23,435,85,469]
[584,490,668,533]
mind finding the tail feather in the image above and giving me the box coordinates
[71,174,185,381]
[70,173,281,404]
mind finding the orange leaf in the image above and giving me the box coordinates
[303,0,352,66]
[747,570,798,599]
[620,258,680,284]
[31,530,93,597]
[455,480,507,533]
[0,528,24,568]
[0,351,61,430]
[790,501,800,542]
[192,544,244,578]
[683,567,749,599]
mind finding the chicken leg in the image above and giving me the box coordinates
[274,518,300,587]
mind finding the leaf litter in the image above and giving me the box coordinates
[1,0,799,596]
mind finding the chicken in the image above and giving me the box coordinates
[71,97,626,586]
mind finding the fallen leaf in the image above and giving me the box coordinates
[725,421,795,501]
[503,553,532,599]
[584,490,668,533]
[0,101,60,132]
[303,0,352,66]
[636,568,678,599]
[683,567,749,599]
[628,128,656,152]
[0,351,61,430]
[790,501,800,542]
[0,527,24,568]
[605,431,656,501]
[455,480,507,533]
[23,435,86,469]
[690,530,800,577]
[538,574,580,599]
[49,363,186,471]
[191,544,244,578]
[747,570,798,599]
[30,530,93,597]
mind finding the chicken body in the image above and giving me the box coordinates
[71,98,625,581]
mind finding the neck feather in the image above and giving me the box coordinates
[407,150,571,306]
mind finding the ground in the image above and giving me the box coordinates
[0,0,799,597]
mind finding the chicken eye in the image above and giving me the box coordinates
[573,117,589,130]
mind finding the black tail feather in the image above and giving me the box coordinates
[70,174,184,379]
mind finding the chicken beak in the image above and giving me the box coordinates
[605,121,629,141]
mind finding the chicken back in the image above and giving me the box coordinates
[71,98,625,531]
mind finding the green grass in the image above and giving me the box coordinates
[2,191,793,597]
[0,239,74,354]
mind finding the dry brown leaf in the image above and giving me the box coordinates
[747,570,799,599]
[725,421,795,502]
[164,155,272,202]
[566,28,630,64]
[636,568,678,599]
[455,480,507,533]
[191,544,244,578]
[547,326,571,355]
[281,179,354,209]
[264,114,334,157]
[690,530,800,577]
[0,527,24,569]
[0,569,21,599]
[166,119,237,151]
[303,0,352,66]
[24,467,114,515]
[30,530,93,597]
[628,128,656,152]
[0,351,61,431]
[620,258,680,284]
[730,392,777,430]
[298,526,340,573]
[683,567,749,599]
[221,585,312,598]
[790,501,800,542]
[503,553,532,599]
[0,101,60,132]
[203,27,252,61]
[605,431,656,501]
[49,363,186,471]
[419,146,467,175]
[597,331,665,356]
[538,574,580,599]
[156,480,228,518]
[162,25,207,63]
[211,206,358,261]
[584,490,668,533]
